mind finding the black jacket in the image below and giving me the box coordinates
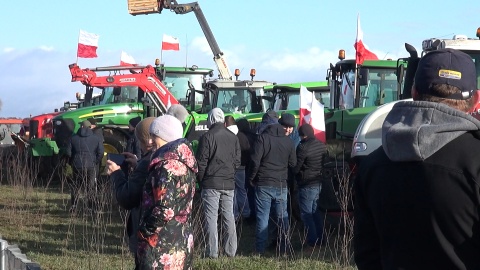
[110,151,151,254]
[67,127,104,168]
[354,101,480,270]
[237,130,251,168]
[248,124,296,188]
[196,123,241,190]
[293,137,327,187]
[126,131,142,159]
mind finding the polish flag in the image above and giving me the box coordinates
[340,72,355,109]
[120,51,137,66]
[354,15,378,65]
[77,30,99,58]
[162,34,180,51]
[299,85,326,143]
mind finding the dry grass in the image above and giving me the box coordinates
[0,149,357,270]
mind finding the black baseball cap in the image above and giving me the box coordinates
[414,48,476,100]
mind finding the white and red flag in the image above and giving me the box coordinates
[162,34,180,51]
[354,15,378,65]
[120,51,137,66]
[77,30,99,58]
[299,85,326,143]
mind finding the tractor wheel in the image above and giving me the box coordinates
[101,131,128,176]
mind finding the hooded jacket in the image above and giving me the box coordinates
[248,123,296,187]
[196,122,241,190]
[67,127,104,168]
[354,101,480,270]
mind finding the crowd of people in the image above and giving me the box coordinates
[65,102,326,269]
[63,48,480,270]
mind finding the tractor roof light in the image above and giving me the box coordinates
[234,69,240,76]
[106,76,115,83]
[477,27,480,39]
[250,69,256,80]
[338,50,345,60]
[155,59,160,66]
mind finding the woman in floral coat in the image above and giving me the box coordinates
[137,115,198,270]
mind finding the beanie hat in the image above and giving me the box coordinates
[166,104,189,123]
[81,120,91,128]
[278,113,296,127]
[149,115,183,143]
[298,123,315,139]
[129,116,142,128]
[207,108,225,128]
[135,117,156,146]
[414,48,476,100]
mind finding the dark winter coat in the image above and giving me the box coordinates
[237,131,251,168]
[110,150,151,255]
[196,123,241,190]
[126,131,142,159]
[248,123,296,188]
[354,101,480,270]
[137,139,198,270]
[67,127,104,168]
[293,137,327,187]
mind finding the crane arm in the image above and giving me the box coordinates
[128,0,233,80]
[69,63,179,112]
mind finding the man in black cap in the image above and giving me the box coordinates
[248,111,297,255]
[126,116,142,159]
[354,49,480,269]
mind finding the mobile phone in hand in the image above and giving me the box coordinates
[107,153,126,166]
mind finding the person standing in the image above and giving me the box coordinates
[354,49,480,270]
[87,117,104,142]
[248,113,296,255]
[126,116,142,159]
[106,117,155,269]
[137,115,198,270]
[294,123,327,248]
[196,108,241,258]
[225,115,251,221]
[66,120,104,212]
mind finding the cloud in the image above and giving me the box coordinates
[2,47,15,53]
[39,46,55,52]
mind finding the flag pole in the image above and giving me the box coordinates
[354,14,359,107]
[185,33,188,69]
[76,29,80,64]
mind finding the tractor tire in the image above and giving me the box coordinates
[101,130,128,177]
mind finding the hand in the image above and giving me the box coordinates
[105,160,121,175]
[122,152,138,169]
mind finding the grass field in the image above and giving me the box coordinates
[0,155,356,270]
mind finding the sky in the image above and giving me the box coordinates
[0,0,478,118]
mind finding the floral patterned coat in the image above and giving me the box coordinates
[137,138,198,270]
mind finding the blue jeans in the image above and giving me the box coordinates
[201,189,237,258]
[298,185,324,246]
[233,168,251,219]
[255,186,289,254]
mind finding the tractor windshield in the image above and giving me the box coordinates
[272,91,330,111]
[99,86,140,105]
[359,68,400,108]
[216,88,256,114]
[163,73,206,107]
